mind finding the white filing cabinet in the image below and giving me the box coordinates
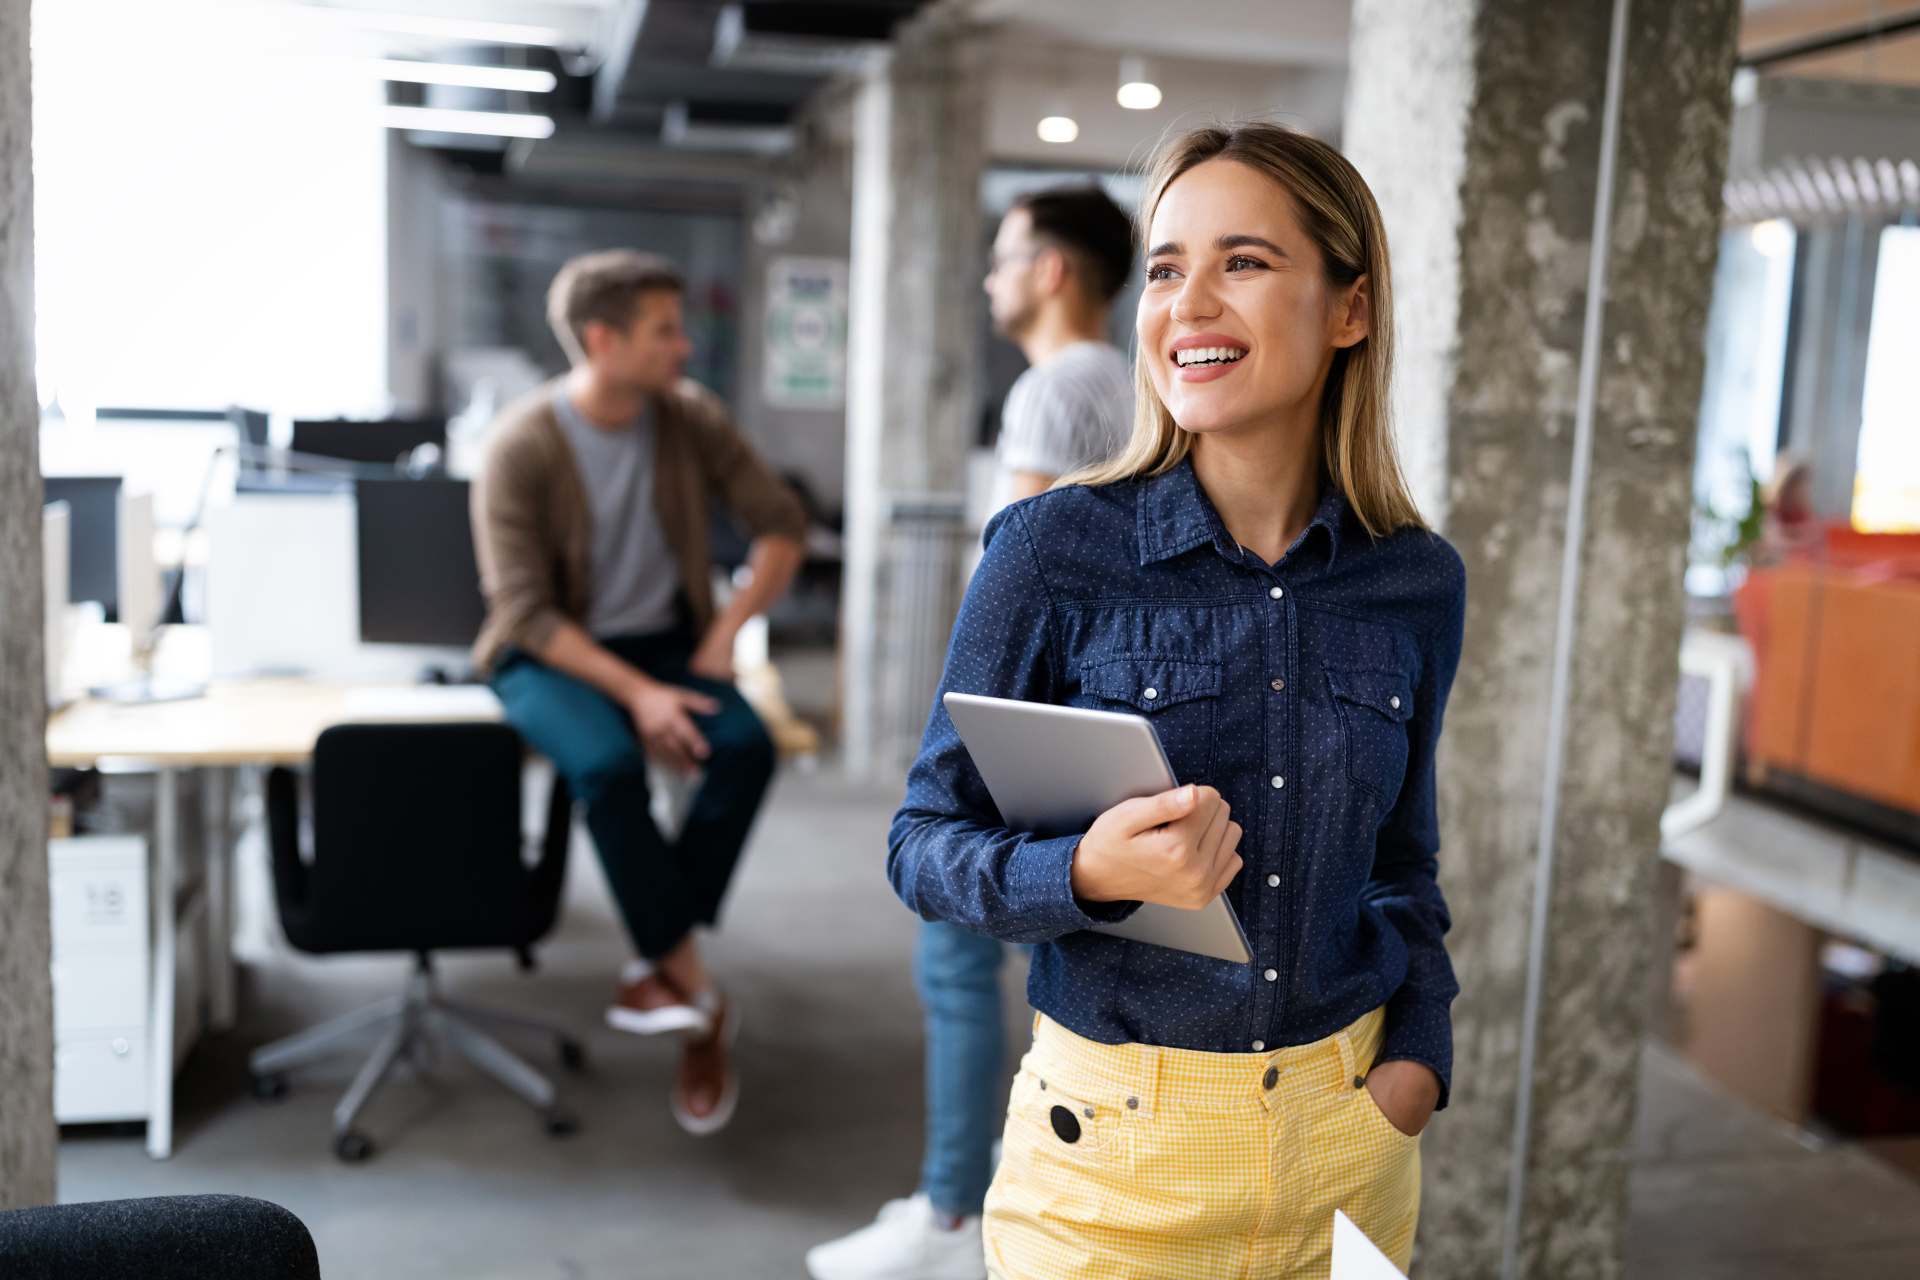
[51,835,149,1122]
[50,834,206,1127]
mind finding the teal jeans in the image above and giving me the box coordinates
[491,629,775,959]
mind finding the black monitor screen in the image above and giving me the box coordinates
[354,477,487,647]
[292,417,446,467]
[43,476,122,618]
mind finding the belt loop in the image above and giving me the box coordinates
[1335,1026,1358,1087]
[1130,1044,1158,1117]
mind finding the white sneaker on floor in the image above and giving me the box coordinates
[805,1194,986,1280]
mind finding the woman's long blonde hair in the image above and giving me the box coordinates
[1064,122,1426,538]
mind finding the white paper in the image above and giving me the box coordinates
[1332,1210,1407,1280]
[343,685,502,722]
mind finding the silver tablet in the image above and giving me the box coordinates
[942,691,1253,965]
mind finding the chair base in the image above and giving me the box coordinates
[247,959,583,1161]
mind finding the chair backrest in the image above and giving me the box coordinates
[269,722,568,956]
[0,1195,321,1279]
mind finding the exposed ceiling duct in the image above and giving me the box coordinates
[709,3,891,74]
[1724,75,1920,221]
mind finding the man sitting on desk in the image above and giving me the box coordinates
[471,249,807,1136]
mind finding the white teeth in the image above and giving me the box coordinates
[1175,346,1248,367]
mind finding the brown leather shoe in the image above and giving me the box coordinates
[605,972,710,1037]
[671,995,738,1136]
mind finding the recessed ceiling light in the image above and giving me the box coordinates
[1038,115,1079,144]
[374,59,557,93]
[382,105,556,139]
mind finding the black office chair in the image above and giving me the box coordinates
[248,723,581,1162]
[0,1195,321,1278]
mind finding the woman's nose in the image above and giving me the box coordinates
[1171,274,1221,325]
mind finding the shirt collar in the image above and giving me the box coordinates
[1136,455,1347,570]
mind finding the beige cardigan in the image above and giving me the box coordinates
[468,377,807,676]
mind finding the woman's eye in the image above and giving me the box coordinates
[1227,255,1267,272]
[1145,263,1177,282]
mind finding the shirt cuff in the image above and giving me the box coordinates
[1377,992,1455,1112]
[1005,834,1142,937]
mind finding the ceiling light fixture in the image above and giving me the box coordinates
[1117,56,1161,110]
[373,59,557,93]
[307,7,569,49]
[1037,115,1079,144]
[382,105,556,139]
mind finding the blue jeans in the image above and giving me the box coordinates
[916,919,1009,1218]
[491,629,775,960]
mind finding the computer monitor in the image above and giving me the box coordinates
[42,476,122,618]
[354,477,487,647]
[291,417,446,468]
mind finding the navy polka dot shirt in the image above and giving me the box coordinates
[888,457,1467,1107]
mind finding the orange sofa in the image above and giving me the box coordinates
[1737,529,1920,816]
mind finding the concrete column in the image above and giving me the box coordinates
[0,0,56,1210]
[840,15,986,776]
[1345,2,1740,1276]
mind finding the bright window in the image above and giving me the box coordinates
[32,1,388,418]
[1853,225,1920,533]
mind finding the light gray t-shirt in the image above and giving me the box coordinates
[991,340,1133,513]
[552,388,682,639]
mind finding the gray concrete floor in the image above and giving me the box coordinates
[57,751,1920,1278]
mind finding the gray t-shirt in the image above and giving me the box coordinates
[551,388,682,639]
[991,340,1133,512]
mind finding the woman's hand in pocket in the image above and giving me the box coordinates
[1365,1059,1440,1137]
[1071,784,1243,909]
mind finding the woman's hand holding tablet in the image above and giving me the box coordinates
[1070,784,1245,910]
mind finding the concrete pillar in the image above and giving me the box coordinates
[840,13,986,777]
[1345,2,1740,1276]
[0,0,56,1210]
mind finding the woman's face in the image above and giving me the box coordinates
[1137,157,1367,441]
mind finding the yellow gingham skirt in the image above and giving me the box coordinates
[983,1007,1420,1279]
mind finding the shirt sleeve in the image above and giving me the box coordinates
[471,430,566,660]
[679,380,808,543]
[887,503,1140,943]
[1367,550,1466,1110]
[996,370,1098,480]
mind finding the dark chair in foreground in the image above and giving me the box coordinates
[248,723,579,1162]
[0,1195,320,1279]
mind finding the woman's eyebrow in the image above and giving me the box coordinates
[1218,234,1287,257]
[1146,240,1182,258]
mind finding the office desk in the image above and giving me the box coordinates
[47,626,502,1159]
[47,624,816,1158]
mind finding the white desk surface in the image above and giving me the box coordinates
[47,625,501,769]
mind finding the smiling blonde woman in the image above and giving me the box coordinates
[887,122,1467,1278]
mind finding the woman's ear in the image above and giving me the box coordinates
[1332,275,1371,350]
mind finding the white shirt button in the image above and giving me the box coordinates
[1389,695,1402,710]
[1143,687,1158,701]
[1270,678,1285,692]
[1251,1040,1266,1052]
[1264,968,1278,982]
[1267,874,1280,887]
[1268,586,1284,600]
[1270,775,1285,789]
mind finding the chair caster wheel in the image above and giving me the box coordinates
[544,1108,578,1138]
[558,1038,587,1072]
[250,1072,288,1102]
[334,1130,375,1163]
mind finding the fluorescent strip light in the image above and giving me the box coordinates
[374,59,557,93]
[382,105,555,139]
[312,8,569,48]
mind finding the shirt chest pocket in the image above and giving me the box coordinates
[1079,656,1221,782]
[1326,667,1415,812]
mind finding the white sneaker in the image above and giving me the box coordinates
[805,1194,986,1280]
